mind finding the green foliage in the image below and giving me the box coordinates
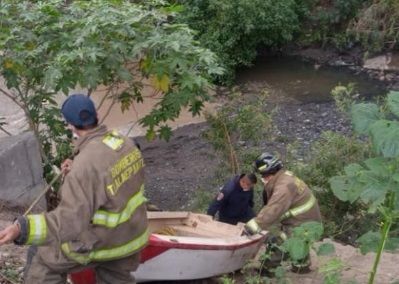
[319,258,345,284]
[176,0,304,81]
[348,0,399,53]
[331,83,359,114]
[220,275,236,284]
[0,0,221,183]
[288,131,374,241]
[317,243,336,256]
[191,188,214,213]
[300,0,369,48]
[196,90,271,214]
[330,90,399,284]
[282,222,323,262]
[203,90,272,174]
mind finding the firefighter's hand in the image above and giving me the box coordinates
[244,219,261,235]
[61,159,73,175]
[0,223,20,245]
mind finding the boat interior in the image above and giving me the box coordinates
[147,211,245,238]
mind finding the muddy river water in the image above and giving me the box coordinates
[237,56,386,103]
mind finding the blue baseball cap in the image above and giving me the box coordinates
[61,94,97,127]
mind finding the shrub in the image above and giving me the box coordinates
[176,0,303,82]
[288,131,376,242]
[348,0,399,53]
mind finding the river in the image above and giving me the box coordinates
[237,56,386,103]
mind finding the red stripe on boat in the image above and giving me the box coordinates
[140,235,171,263]
[69,269,96,284]
[149,234,263,251]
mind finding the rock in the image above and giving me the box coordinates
[330,59,352,67]
[0,132,46,207]
[364,53,399,72]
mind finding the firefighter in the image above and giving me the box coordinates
[207,173,257,225]
[245,152,322,272]
[0,94,148,284]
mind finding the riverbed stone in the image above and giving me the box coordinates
[0,132,46,207]
[363,53,399,72]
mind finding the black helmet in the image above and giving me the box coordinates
[254,152,283,176]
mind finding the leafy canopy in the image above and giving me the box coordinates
[0,0,222,143]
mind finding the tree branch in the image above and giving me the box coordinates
[0,125,12,136]
[0,87,25,110]
[96,84,117,111]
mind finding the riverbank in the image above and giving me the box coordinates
[289,47,399,91]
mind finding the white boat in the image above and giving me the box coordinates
[69,211,267,283]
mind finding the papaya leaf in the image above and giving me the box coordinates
[158,125,172,141]
[369,120,399,157]
[145,128,156,141]
[351,103,380,134]
[152,74,170,93]
[387,91,399,117]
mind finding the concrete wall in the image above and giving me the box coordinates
[0,132,46,207]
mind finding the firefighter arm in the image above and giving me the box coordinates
[255,185,295,230]
[15,169,105,246]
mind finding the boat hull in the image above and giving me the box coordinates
[136,233,265,282]
[69,212,267,283]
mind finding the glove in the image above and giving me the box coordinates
[244,218,261,235]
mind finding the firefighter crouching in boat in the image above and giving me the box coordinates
[0,94,149,284]
[245,152,322,273]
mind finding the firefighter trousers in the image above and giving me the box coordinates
[24,246,139,284]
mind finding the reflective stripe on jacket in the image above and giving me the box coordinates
[255,170,322,234]
[19,125,148,263]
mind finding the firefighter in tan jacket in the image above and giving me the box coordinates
[245,152,322,271]
[0,94,148,284]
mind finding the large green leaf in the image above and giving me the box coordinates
[369,120,399,157]
[357,231,380,254]
[330,174,364,203]
[291,221,324,242]
[344,163,363,176]
[283,237,308,261]
[316,243,335,256]
[364,157,391,178]
[357,232,399,254]
[387,91,399,117]
[351,103,380,134]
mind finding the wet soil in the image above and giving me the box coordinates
[137,123,220,211]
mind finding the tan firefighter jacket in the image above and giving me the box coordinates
[15,125,148,265]
[255,169,322,235]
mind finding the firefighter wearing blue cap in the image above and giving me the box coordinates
[0,94,148,283]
